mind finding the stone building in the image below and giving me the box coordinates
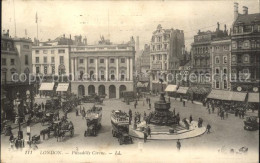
[231,3,260,94]
[211,38,231,90]
[150,24,185,92]
[190,23,229,100]
[70,38,135,99]
[1,30,34,119]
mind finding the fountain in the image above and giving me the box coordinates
[147,79,178,126]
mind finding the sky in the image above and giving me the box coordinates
[2,0,260,51]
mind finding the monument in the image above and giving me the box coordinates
[147,79,178,126]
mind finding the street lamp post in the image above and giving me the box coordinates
[14,92,23,139]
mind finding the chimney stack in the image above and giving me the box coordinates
[243,6,248,15]
[234,2,239,20]
[63,34,65,38]
[217,22,220,31]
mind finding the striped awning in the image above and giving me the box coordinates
[39,83,55,91]
[230,91,246,102]
[207,90,232,101]
[248,93,259,103]
[165,85,177,92]
[56,83,69,92]
[176,87,189,94]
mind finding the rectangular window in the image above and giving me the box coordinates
[25,55,28,65]
[36,57,39,63]
[43,50,48,54]
[164,44,167,49]
[90,59,94,63]
[35,50,39,54]
[232,42,237,49]
[23,45,29,49]
[223,80,227,89]
[58,49,65,53]
[51,50,55,54]
[120,58,125,63]
[153,55,155,61]
[44,57,47,63]
[52,66,55,74]
[60,56,64,64]
[51,57,55,63]
[80,59,84,64]
[110,58,115,63]
[10,59,15,65]
[216,81,220,89]
[36,67,40,74]
[244,42,249,47]
[2,58,6,65]
[44,66,48,74]
[100,59,104,63]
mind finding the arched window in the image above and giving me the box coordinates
[243,54,250,63]
[216,81,220,89]
[215,68,219,74]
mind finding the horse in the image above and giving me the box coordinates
[40,128,50,140]
[56,130,65,142]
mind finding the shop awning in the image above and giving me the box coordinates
[39,82,55,91]
[176,87,189,94]
[248,93,259,103]
[207,90,232,101]
[230,91,247,102]
[165,85,177,92]
[56,83,69,92]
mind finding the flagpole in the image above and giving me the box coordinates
[13,0,17,37]
[36,12,39,45]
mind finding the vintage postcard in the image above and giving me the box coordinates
[1,0,259,162]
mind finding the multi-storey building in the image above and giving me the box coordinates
[150,24,185,92]
[1,30,34,119]
[70,38,135,99]
[140,44,150,74]
[231,3,260,94]
[32,45,70,78]
[190,23,228,100]
[211,38,231,90]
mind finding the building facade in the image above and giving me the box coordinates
[231,3,260,93]
[70,40,135,99]
[150,24,185,92]
[32,45,70,78]
[1,30,34,120]
[211,39,231,90]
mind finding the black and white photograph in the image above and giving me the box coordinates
[1,0,259,162]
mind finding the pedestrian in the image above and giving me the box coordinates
[134,103,137,109]
[242,111,245,119]
[177,140,181,151]
[238,111,241,118]
[149,103,151,110]
[144,111,146,120]
[147,126,151,137]
[206,124,211,134]
[173,108,175,116]
[212,106,215,113]
[225,111,228,119]
[143,100,145,106]
[129,109,132,118]
[189,115,193,123]
[183,101,185,107]
[208,108,211,114]
[146,97,148,104]
[168,97,170,102]
[82,110,86,119]
[143,132,148,143]
[76,109,78,116]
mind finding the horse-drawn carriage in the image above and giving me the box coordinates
[111,110,133,145]
[41,112,55,125]
[82,94,105,104]
[244,116,259,131]
[58,119,74,139]
[84,106,102,137]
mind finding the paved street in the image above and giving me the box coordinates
[1,96,259,162]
